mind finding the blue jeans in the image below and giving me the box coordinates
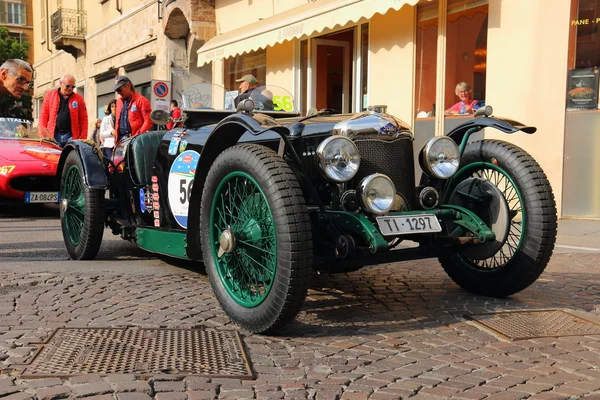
[55,132,72,148]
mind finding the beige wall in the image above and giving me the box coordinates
[32,0,167,131]
[369,6,415,126]
[266,41,294,91]
[486,0,571,215]
[215,0,306,33]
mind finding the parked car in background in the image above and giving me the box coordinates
[0,117,62,204]
[55,83,557,334]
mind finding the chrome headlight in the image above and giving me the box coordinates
[316,136,360,182]
[357,174,396,215]
[420,137,460,179]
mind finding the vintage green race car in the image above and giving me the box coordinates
[56,83,557,334]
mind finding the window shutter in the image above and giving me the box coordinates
[40,0,46,42]
[0,2,6,24]
[19,3,26,25]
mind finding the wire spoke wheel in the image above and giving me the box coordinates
[63,165,85,245]
[210,172,277,307]
[439,140,557,298]
[200,144,312,334]
[460,165,524,271]
[60,151,105,260]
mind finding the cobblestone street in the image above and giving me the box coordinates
[1,249,599,399]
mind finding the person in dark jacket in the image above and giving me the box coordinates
[113,75,152,141]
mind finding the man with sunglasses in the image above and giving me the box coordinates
[39,74,88,147]
[0,59,33,99]
[113,75,152,141]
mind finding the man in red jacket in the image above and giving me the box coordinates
[113,76,152,141]
[165,100,181,130]
[39,74,88,147]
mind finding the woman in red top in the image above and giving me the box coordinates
[446,82,479,115]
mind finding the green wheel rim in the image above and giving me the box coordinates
[63,164,85,246]
[209,171,277,307]
[450,162,526,271]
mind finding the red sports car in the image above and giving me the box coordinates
[0,117,62,203]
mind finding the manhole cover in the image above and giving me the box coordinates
[466,309,600,340]
[11,327,253,379]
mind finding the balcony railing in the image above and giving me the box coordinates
[50,8,86,54]
[51,8,86,40]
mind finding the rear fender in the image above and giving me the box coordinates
[56,141,108,189]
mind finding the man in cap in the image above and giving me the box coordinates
[233,74,273,111]
[112,75,152,141]
[39,73,88,147]
[0,59,33,99]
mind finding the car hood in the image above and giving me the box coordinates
[0,139,62,162]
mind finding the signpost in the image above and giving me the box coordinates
[151,80,171,114]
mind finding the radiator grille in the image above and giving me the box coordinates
[352,137,415,208]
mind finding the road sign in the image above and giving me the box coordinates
[153,81,169,98]
[151,80,172,115]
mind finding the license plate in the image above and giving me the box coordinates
[24,192,60,203]
[376,214,442,236]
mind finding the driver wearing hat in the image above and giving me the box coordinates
[233,74,273,110]
[112,75,152,141]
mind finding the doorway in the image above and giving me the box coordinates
[308,29,354,114]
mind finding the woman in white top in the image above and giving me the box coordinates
[99,99,117,159]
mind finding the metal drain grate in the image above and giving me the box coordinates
[11,327,253,379]
[466,309,600,340]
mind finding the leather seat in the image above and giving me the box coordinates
[128,131,166,185]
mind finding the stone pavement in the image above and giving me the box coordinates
[0,219,599,400]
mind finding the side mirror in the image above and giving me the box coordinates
[150,110,171,126]
[474,105,493,118]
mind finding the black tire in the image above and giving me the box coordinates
[60,151,105,260]
[200,144,312,334]
[439,139,557,297]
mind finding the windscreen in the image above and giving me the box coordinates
[181,83,297,113]
[248,85,297,113]
[0,118,44,140]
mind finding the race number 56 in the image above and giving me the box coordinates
[179,178,194,204]
[273,95,294,111]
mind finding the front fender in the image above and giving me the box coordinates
[186,113,289,260]
[56,140,108,189]
[446,116,536,146]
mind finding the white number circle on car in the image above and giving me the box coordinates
[168,150,200,229]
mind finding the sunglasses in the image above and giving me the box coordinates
[62,83,76,89]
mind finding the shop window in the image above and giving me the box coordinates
[567,0,600,111]
[414,0,438,119]
[224,49,267,97]
[136,84,151,102]
[444,0,488,118]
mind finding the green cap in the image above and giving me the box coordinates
[235,74,258,84]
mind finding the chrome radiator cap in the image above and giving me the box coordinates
[332,105,413,140]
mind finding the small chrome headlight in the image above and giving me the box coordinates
[357,174,396,215]
[316,136,360,182]
[420,136,460,179]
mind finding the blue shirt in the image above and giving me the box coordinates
[119,99,131,135]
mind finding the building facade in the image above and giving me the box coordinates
[196,0,600,219]
[32,0,215,130]
[1,0,34,61]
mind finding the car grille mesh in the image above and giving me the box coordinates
[352,137,415,208]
